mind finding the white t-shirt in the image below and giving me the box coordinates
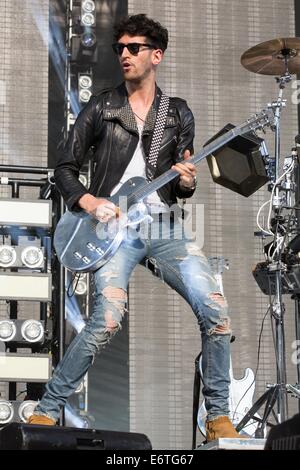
[110,124,168,213]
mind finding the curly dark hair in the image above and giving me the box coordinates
[113,14,168,52]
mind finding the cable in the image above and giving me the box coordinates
[266,160,295,233]
[256,160,295,236]
[67,272,81,298]
[232,304,271,433]
[270,302,282,375]
[257,199,273,236]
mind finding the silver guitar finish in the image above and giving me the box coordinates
[54,177,149,273]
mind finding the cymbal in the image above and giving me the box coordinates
[241,37,300,75]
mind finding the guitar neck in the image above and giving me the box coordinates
[133,126,240,201]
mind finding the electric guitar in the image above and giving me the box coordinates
[54,108,274,273]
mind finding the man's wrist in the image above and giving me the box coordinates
[180,176,197,190]
[78,193,97,212]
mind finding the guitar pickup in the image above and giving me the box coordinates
[87,243,96,251]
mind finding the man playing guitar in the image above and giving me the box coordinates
[29,13,242,441]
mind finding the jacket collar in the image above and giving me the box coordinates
[104,82,163,110]
[103,82,162,133]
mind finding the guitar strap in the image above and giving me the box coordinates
[145,93,170,181]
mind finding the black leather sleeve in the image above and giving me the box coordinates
[172,99,196,199]
[54,95,101,211]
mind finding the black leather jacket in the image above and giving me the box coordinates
[54,82,195,211]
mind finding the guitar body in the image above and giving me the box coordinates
[54,177,149,272]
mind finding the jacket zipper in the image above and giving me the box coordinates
[159,135,178,152]
[157,135,179,206]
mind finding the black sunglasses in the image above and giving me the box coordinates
[112,42,156,56]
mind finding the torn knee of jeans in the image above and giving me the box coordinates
[208,292,228,310]
[104,310,121,335]
[101,287,127,335]
[208,317,231,336]
[101,286,128,315]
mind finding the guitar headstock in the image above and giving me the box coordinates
[238,108,275,136]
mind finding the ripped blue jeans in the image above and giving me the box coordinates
[35,216,231,422]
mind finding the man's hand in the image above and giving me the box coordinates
[78,194,119,223]
[171,149,197,189]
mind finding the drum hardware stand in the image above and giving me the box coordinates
[236,70,300,437]
[262,71,290,423]
[290,294,300,412]
[292,152,300,412]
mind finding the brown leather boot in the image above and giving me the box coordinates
[27,414,56,426]
[206,416,245,441]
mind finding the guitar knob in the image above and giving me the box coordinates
[74,251,82,259]
[82,256,90,264]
